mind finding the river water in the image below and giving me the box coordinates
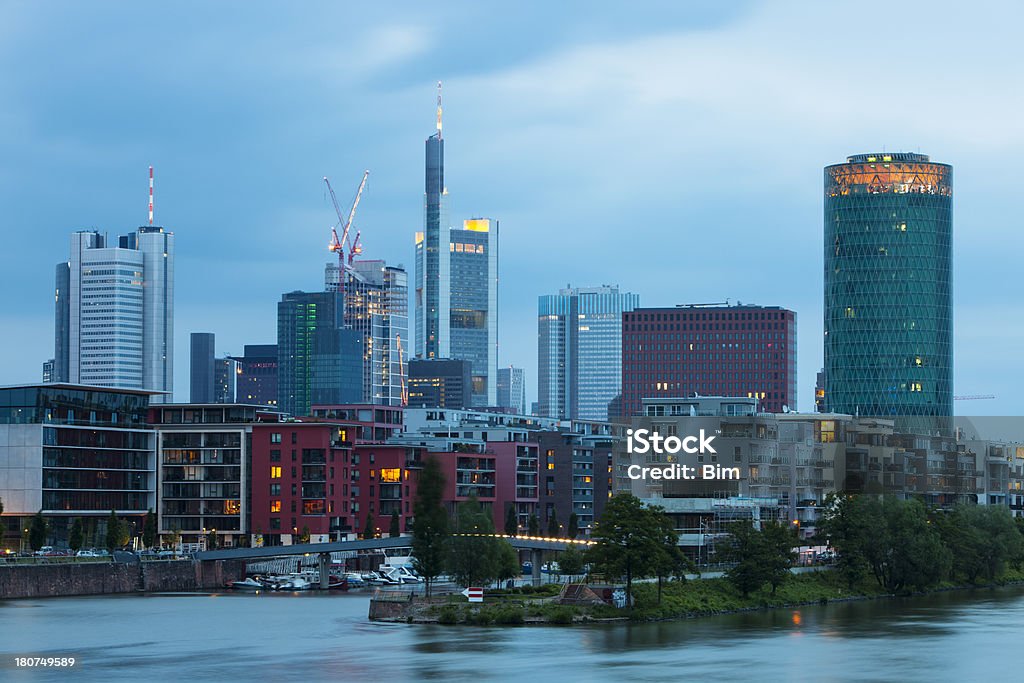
[2,585,1021,682]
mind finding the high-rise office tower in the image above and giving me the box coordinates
[538,286,639,421]
[54,227,174,401]
[448,218,498,406]
[277,291,361,417]
[415,82,450,362]
[497,366,526,414]
[413,86,498,407]
[190,332,216,403]
[620,303,797,419]
[326,259,408,405]
[229,344,278,406]
[824,152,953,420]
[214,357,240,403]
[407,358,473,409]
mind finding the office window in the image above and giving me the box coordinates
[270,466,282,479]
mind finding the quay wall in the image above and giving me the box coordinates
[0,560,246,599]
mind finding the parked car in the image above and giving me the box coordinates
[34,546,55,556]
[76,549,98,557]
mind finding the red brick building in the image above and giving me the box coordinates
[620,304,797,418]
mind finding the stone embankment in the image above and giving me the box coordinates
[0,559,245,599]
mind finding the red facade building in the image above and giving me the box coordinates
[620,304,797,418]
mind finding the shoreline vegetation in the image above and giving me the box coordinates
[394,568,1024,626]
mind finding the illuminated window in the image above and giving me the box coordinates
[547,463,555,470]
[270,500,281,513]
[380,468,401,483]
[270,466,282,479]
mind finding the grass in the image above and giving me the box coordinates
[419,567,1024,625]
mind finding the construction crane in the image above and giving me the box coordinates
[323,170,369,295]
[954,395,995,401]
[395,334,408,406]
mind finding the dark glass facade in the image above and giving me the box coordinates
[190,332,216,403]
[824,152,953,420]
[277,291,361,417]
[0,385,150,427]
[418,132,445,360]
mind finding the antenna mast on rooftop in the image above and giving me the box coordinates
[148,166,154,225]
[436,81,443,140]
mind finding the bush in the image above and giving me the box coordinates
[546,606,575,625]
[438,605,459,625]
[491,606,525,625]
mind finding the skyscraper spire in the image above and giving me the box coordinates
[148,165,154,225]
[436,80,443,140]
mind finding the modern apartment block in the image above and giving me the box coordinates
[152,403,283,548]
[0,384,157,550]
[824,152,953,424]
[535,429,614,538]
[538,285,639,421]
[497,366,526,414]
[277,291,361,417]
[620,304,797,419]
[54,228,174,401]
[326,259,409,406]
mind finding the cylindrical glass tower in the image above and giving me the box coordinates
[823,152,952,421]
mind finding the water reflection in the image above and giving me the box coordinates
[0,586,1022,682]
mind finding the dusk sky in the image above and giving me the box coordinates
[1,1,1021,415]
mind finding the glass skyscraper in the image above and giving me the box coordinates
[277,291,361,417]
[413,88,498,407]
[824,152,953,420]
[414,87,450,361]
[538,285,639,421]
[449,218,498,406]
[55,227,174,402]
[326,259,409,406]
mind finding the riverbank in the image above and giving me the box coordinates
[372,567,1024,625]
[0,559,245,599]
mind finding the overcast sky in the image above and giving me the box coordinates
[1,0,1021,415]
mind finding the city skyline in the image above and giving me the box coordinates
[1,2,1022,414]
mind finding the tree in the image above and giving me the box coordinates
[823,495,949,593]
[299,525,311,544]
[142,509,158,549]
[718,522,769,598]
[411,458,450,598]
[759,522,797,594]
[558,543,586,580]
[651,510,694,603]
[547,509,560,537]
[504,504,518,536]
[363,514,375,540]
[205,528,219,550]
[69,517,84,552]
[942,504,1024,583]
[105,510,122,553]
[567,512,580,540]
[527,514,540,537]
[29,510,48,551]
[819,493,874,589]
[389,510,401,538]
[447,493,510,588]
[586,494,663,608]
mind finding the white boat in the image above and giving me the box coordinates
[229,577,264,590]
[380,564,423,584]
